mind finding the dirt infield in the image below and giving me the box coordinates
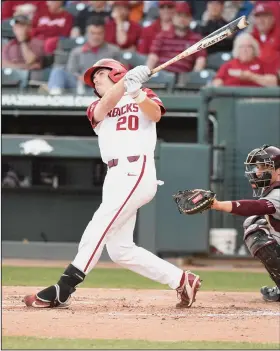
[2,286,280,343]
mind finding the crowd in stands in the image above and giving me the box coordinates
[2,0,280,95]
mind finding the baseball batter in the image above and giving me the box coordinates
[23,59,201,309]
[211,145,280,302]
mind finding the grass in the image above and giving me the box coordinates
[2,336,280,350]
[2,266,272,291]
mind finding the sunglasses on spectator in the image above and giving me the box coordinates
[160,5,174,9]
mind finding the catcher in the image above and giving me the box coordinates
[173,144,280,302]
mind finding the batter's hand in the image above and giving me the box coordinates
[124,77,142,98]
[125,66,151,84]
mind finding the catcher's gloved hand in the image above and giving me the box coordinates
[173,189,216,215]
[125,65,151,84]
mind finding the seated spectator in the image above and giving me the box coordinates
[47,17,120,95]
[212,33,277,87]
[198,0,233,54]
[137,1,175,55]
[105,1,142,50]
[251,2,280,71]
[2,1,47,20]
[146,2,207,73]
[31,0,73,54]
[214,1,254,23]
[70,1,111,38]
[2,15,44,70]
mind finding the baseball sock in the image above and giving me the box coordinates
[37,264,85,303]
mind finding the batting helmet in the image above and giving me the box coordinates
[244,144,280,196]
[84,58,128,97]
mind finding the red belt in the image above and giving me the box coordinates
[108,156,140,168]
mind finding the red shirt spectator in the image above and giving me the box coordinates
[149,27,206,73]
[252,2,280,68]
[2,1,47,20]
[214,57,276,87]
[105,1,142,50]
[212,33,277,87]
[2,15,44,70]
[32,1,73,39]
[137,1,175,55]
[147,2,206,73]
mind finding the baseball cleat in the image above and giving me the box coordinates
[23,294,71,308]
[260,286,280,302]
[176,271,201,308]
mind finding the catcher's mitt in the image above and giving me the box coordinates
[173,189,216,215]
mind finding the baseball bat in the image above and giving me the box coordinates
[150,15,249,75]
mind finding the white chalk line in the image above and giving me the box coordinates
[2,303,280,318]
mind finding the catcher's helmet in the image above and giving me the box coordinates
[244,144,280,197]
[84,58,127,97]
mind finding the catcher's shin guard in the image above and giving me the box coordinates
[243,216,280,289]
[35,264,85,307]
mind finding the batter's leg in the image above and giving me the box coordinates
[106,214,201,308]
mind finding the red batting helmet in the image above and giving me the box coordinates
[84,58,128,97]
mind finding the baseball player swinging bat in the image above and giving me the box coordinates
[150,15,249,75]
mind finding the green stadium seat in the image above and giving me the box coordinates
[206,52,232,71]
[2,68,29,91]
[66,2,87,17]
[2,19,14,39]
[175,69,216,91]
[146,70,176,93]
[120,51,148,69]
[54,37,86,66]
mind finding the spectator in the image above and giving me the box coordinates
[137,1,175,55]
[251,2,280,71]
[70,1,111,38]
[2,1,47,20]
[47,17,120,95]
[198,1,233,54]
[146,2,207,73]
[105,1,142,50]
[220,1,254,23]
[31,0,73,54]
[2,15,44,70]
[212,33,277,87]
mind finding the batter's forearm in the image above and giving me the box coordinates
[94,78,125,122]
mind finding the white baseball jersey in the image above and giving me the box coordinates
[87,88,165,163]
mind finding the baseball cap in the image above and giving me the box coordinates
[175,2,192,16]
[254,3,274,16]
[10,15,30,25]
[159,1,175,7]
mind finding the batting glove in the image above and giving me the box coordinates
[125,66,151,84]
[124,77,142,98]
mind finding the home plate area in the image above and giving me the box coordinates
[2,287,280,343]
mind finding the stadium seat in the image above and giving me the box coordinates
[146,70,176,93]
[2,68,29,90]
[54,37,86,66]
[175,69,216,91]
[2,19,14,39]
[66,2,87,17]
[119,51,148,69]
[206,52,232,71]
[28,68,52,86]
